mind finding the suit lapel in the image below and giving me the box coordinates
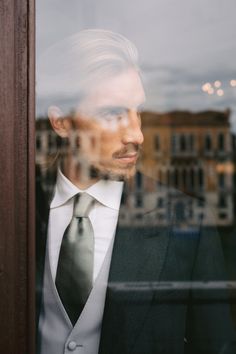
[99,190,171,354]
[35,168,56,326]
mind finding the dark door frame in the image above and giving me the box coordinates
[0,0,35,353]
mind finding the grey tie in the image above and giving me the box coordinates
[56,192,94,325]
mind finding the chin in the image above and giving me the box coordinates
[92,163,137,181]
[110,166,136,181]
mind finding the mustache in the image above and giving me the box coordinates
[112,144,142,159]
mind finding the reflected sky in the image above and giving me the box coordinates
[36,0,236,130]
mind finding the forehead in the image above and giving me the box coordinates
[78,68,146,113]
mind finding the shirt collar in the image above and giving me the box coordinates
[50,168,124,211]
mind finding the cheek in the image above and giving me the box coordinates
[99,131,121,156]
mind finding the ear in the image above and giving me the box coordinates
[48,106,72,138]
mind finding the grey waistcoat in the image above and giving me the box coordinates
[38,238,114,354]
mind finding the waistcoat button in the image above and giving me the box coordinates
[67,341,77,351]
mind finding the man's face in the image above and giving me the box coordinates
[69,68,146,180]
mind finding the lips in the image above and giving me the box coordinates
[116,152,138,163]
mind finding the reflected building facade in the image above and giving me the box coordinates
[36,109,234,227]
[140,109,234,227]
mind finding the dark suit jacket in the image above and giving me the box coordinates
[36,169,236,354]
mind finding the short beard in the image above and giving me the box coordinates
[89,164,136,181]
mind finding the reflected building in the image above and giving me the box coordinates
[36,109,234,227]
[140,109,234,227]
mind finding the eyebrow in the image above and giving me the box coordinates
[96,103,145,115]
[96,106,127,115]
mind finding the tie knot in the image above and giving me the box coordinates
[73,193,94,217]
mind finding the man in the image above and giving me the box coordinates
[36,29,236,354]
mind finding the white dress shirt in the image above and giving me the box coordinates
[39,170,124,354]
[48,168,124,282]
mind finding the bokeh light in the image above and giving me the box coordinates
[214,80,221,88]
[217,89,224,96]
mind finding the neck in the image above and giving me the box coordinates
[60,156,99,190]
[66,173,99,190]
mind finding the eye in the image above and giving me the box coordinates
[116,115,123,122]
[102,114,114,122]
[99,109,126,122]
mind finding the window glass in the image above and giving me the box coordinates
[36,1,236,353]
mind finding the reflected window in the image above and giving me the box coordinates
[121,192,126,206]
[154,135,160,151]
[182,169,187,189]
[189,134,195,152]
[175,201,185,222]
[136,171,143,190]
[157,213,165,221]
[135,193,143,208]
[167,169,171,186]
[36,134,42,150]
[218,173,225,189]
[174,168,179,188]
[171,134,177,153]
[158,169,163,183]
[135,212,143,220]
[205,134,212,152]
[198,212,204,221]
[180,134,186,152]
[190,168,195,191]
[188,208,193,219]
[218,132,225,151]
[218,194,227,208]
[198,168,204,189]
[219,212,227,220]
[157,197,164,208]
[198,196,205,207]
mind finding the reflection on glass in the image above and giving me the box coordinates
[36,5,236,353]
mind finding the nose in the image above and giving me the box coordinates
[121,110,144,145]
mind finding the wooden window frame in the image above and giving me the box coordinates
[0,0,35,353]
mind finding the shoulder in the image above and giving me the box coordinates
[123,171,198,225]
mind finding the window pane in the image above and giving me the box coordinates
[36,1,236,353]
